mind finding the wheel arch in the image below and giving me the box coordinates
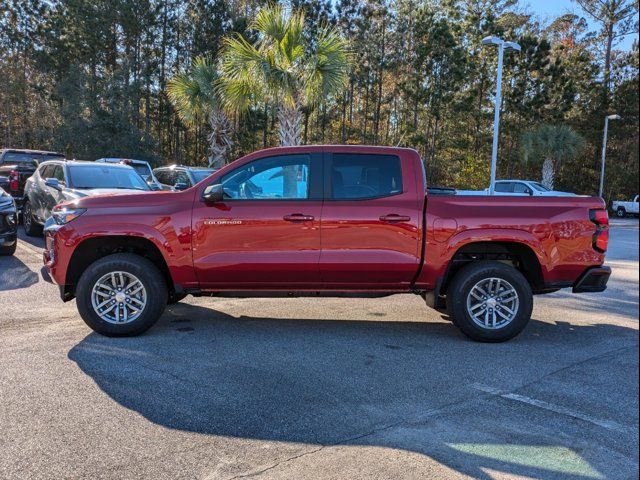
[64,235,175,299]
[431,240,547,309]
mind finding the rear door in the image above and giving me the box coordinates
[319,151,422,288]
[192,152,323,288]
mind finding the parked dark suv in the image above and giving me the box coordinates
[153,165,216,190]
[23,160,152,236]
[0,178,18,255]
[0,149,65,208]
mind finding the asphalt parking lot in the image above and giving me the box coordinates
[1,219,638,480]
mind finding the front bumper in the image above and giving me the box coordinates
[0,207,17,246]
[573,266,611,293]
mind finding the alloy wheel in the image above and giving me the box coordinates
[465,277,520,330]
[91,271,147,324]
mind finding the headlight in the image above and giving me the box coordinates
[6,213,16,226]
[51,205,86,225]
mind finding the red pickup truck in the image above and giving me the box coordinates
[42,146,611,342]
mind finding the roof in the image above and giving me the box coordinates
[96,158,151,164]
[1,148,64,156]
[40,159,135,169]
[157,164,215,170]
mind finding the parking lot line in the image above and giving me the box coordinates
[471,383,630,433]
[16,240,42,257]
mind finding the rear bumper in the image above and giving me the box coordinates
[10,195,25,208]
[572,266,611,293]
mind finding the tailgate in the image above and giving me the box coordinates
[1,165,36,196]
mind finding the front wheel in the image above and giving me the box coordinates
[76,253,168,336]
[616,207,627,218]
[446,261,533,342]
[22,200,42,236]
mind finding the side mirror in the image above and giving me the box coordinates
[202,184,224,203]
[173,182,189,191]
[45,178,63,191]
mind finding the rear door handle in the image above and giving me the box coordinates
[283,213,315,222]
[379,214,411,223]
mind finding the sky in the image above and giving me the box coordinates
[526,0,638,50]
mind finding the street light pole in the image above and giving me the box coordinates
[483,36,521,195]
[599,114,621,198]
[488,43,504,196]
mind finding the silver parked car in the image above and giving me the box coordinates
[22,160,152,236]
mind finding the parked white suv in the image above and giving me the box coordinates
[95,158,163,190]
[612,195,639,218]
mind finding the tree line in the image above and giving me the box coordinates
[0,0,638,201]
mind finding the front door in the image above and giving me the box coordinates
[192,153,323,289]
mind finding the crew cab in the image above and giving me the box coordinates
[42,146,611,342]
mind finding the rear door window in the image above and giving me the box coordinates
[329,154,403,200]
[495,182,513,193]
[52,165,66,185]
[175,170,191,186]
[513,183,532,194]
[40,165,55,179]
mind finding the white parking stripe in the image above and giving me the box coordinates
[472,383,630,433]
[16,240,42,257]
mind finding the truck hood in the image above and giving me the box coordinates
[64,188,176,209]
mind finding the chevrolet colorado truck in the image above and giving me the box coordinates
[42,146,611,342]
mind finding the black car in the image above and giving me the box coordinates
[22,160,152,236]
[0,149,65,208]
[0,178,18,256]
[153,165,216,190]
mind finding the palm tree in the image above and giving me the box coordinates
[167,57,232,168]
[220,4,351,147]
[520,124,586,190]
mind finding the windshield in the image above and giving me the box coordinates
[3,152,64,167]
[191,170,215,183]
[531,182,550,192]
[68,166,150,190]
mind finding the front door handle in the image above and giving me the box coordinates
[284,213,315,222]
[379,214,411,223]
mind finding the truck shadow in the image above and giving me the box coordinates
[68,304,638,479]
[0,255,39,291]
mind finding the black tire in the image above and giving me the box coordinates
[446,261,533,342]
[76,253,168,337]
[616,207,626,218]
[0,242,16,256]
[22,200,42,236]
[167,291,187,305]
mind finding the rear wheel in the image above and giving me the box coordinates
[22,200,42,236]
[447,261,533,342]
[76,253,168,336]
[616,207,627,218]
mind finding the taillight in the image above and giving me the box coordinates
[9,170,19,192]
[589,209,609,253]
